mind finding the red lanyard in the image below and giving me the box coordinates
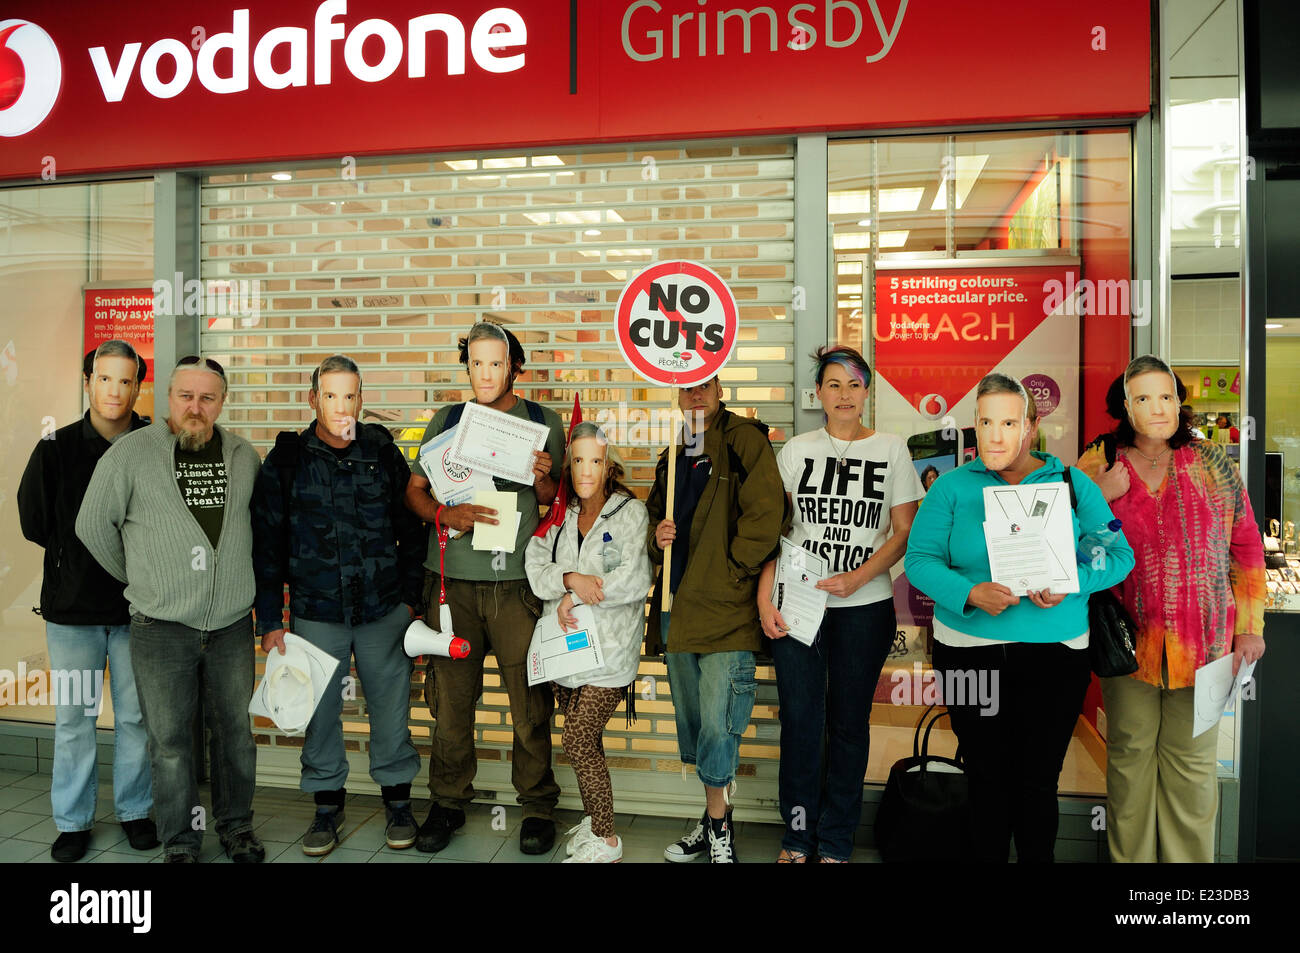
[434,506,449,607]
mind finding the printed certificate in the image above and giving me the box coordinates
[448,400,549,485]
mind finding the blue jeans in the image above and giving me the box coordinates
[292,604,419,793]
[129,612,258,857]
[664,644,756,789]
[770,598,896,861]
[45,623,152,832]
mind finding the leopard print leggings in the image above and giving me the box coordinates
[555,684,625,838]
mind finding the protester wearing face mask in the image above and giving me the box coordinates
[904,373,1133,862]
[1078,355,1265,863]
[524,423,651,863]
[403,321,567,855]
[757,346,922,863]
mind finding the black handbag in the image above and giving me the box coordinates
[875,705,971,862]
[1062,466,1139,678]
[1086,588,1140,677]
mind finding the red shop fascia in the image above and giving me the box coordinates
[0,0,1151,442]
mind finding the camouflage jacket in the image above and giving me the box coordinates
[251,422,428,636]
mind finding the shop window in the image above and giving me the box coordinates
[827,129,1135,797]
[0,180,154,729]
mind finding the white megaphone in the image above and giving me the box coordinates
[404,607,470,659]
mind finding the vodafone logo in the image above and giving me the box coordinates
[0,19,62,136]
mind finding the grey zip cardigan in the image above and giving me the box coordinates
[76,419,261,631]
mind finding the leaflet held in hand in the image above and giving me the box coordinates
[416,421,495,538]
[981,483,1079,595]
[771,538,829,646]
[527,604,604,686]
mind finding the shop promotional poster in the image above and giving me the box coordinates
[871,263,1081,634]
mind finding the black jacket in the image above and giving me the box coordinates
[17,411,149,625]
[251,422,428,636]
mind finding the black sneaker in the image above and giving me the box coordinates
[164,852,197,864]
[708,814,737,864]
[302,807,345,856]
[415,804,465,853]
[519,817,555,855]
[221,830,266,864]
[663,811,713,863]
[121,818,159,851]
[51,830,91,863]
[384,801,418,850]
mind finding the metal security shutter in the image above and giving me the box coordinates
[200,142,794,815]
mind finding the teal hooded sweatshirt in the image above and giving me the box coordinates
[903,451,1134,643]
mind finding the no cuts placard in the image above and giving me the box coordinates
[614,260,739,387]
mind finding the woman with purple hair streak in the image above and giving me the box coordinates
[756,346,924,862]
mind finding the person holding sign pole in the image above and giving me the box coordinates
[757,346,923,863]
[403,322,566,856]
[904,373,1134,862]
[525,422,651,863]
[646,377,788,863]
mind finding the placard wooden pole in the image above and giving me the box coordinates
[662,403,678,612]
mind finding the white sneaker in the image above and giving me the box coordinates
[708,815,737,864]
[564,816,595,857]
[563,834,622,863]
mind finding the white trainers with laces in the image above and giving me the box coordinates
[563,834,623,863]
[565,816,595,857]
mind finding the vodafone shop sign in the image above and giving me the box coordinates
[0,0,1151,180]
[615,261,738,388]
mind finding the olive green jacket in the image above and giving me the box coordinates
[645,406,789,655]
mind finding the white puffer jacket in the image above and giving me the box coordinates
[524,493,651,689]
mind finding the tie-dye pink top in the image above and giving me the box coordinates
[1079,440,1266,689]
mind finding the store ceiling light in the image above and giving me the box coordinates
[877,188,925,212]
[931,154,990,210]
[833,232,870,250]
[584,228,600,236]
[532,155,566,166]
[1266,323,1283,329]
[483,157,527,169]
[444,159,477,171]
[829,190,870,215]
[271,172,292,181]
[878,231,909,248]
[556,210,601,225]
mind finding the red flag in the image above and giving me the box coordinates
[533,392,582,537]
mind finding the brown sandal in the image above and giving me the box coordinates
[776,848,808,863]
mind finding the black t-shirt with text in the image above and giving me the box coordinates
[175,432,227,549]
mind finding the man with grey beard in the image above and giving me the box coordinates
[77,356,264,864]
